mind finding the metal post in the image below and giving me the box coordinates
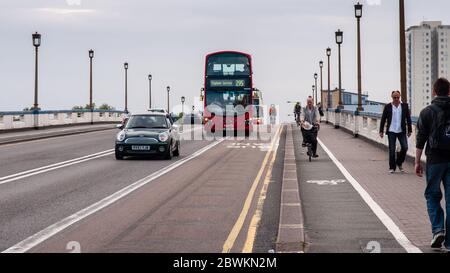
[149,74,152,109]
[327,48,331,109]
[357,17,363,112]
[34,46,39,110]
[320,61,323,105]
[89,50,94,125]
[314,76,318,105]
[399,0,407,103]
[167,86,170,113]
[124,63,128,113]
[338,43,343,109]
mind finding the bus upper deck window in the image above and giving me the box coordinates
[213,64,221,72]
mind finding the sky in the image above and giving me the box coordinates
[1,0,449,121]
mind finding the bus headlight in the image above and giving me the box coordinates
[158,132,169,142]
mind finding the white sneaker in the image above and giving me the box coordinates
[431,231,445,249]
[389,169,395,174]
[398,165,405,173]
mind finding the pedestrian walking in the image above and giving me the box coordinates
[415,78,450,251]
[379,90,412,173]
[317,102,324,123]
[294,102,301,125]
[269,104,277,125]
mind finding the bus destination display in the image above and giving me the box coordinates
[209,79,247,88]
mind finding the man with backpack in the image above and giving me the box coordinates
[415,77,450,251]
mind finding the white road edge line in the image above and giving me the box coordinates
[0,150,114,184]
[317,138,422,253]
[2,139,224,253]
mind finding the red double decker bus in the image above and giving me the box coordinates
[203,51,254,136]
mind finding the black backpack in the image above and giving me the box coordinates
[429,105,450,150]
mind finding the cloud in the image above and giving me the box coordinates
[36,8,94,15]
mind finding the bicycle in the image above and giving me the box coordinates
[303,124,319,162]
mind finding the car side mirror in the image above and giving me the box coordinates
[116,124,124,130]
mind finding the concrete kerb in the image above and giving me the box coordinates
[276,124,306,253]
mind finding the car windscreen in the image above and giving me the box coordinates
[125,115,168,129]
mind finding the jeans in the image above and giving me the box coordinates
[387,132,408,170]
[425,162,450,248]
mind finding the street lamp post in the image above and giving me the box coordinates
[335,29,344,109]
[32,32,41,111]
[314,73,318,104]
[319,61,324,105]
[167,86,171,113]
[89,49,94,124]
[399,0,407,103]
[355,2,364,112]
[32,32,41,129]
[181,96,185,116]
[181,96,186,131]
[148,74,152,110]
[326,48,331,109]
[124,62,129,113]
[312,85,315,99]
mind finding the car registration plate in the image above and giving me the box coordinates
[131,145,151,151]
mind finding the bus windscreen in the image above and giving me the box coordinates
[206,53,250,76]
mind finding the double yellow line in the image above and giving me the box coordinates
[222,125,282,253]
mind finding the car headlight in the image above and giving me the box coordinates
[117,131,126,142]
[158,132,169,142]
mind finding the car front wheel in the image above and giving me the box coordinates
[165,143,173,160]
[115,150,124,160]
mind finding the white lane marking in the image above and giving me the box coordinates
[3,139,224,253]
[317,138,422,253]
[0,150,114,185]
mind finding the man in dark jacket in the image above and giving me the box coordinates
[379,90,413,173]
[415,78,450,251]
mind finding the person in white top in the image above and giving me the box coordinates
[379,91,413,173]
[300,97,321,158]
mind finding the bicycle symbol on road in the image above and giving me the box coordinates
[306,179,346,186]
[226,143,272,151]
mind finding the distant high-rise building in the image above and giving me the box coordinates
[407,21,450,116]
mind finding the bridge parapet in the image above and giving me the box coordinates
[326,109,421,160]
[0,110,125,130]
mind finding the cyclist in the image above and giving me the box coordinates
[300,97,320,158]
[294,102,301,125]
